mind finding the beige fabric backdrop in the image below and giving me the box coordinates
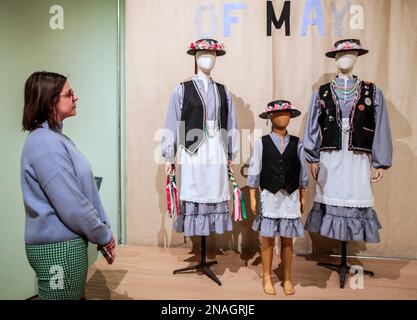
[126,0,417,259]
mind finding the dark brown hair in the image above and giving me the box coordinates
[22,71,67,132]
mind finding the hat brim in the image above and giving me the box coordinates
[259,109,301,119]
[187,49,226,56]
[325,48,369,58]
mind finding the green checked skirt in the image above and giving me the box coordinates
[25,237,88,300]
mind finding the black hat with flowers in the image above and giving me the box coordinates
[259,100,301,119]
[187,38,226,56]
[325,39,369,58]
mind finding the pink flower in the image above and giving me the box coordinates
[336,41,361,51]
[190,40,225,53]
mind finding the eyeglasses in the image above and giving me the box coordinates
[59,89,76,100]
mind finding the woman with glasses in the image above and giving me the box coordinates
[20,71,115,300]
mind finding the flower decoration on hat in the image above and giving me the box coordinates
[187,38,226,56]
[325,39,369,58]
[259,100,301,119]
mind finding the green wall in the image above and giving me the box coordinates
[0,0,122,299]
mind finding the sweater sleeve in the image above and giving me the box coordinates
[30,139,112,246]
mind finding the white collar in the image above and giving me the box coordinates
[194,74,214,92]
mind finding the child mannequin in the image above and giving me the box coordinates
[248,100,308,295]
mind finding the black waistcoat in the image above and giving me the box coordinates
[318,80,376,154]
[260,135,301,195]
[179,80,228,154]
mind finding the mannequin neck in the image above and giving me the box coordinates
[196,69,212,92]
[197,68,212,80]
[272,127,287,138]
[337,69,354,81]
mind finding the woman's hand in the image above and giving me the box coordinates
[98,235,116,265]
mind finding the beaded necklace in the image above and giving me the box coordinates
[329,79,362,134]
[331,78,360,96]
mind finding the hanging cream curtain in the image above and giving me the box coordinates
[125,0,417,259]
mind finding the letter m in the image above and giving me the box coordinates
[267,1,290,36]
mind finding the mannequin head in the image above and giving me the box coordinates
[260,100,301,132]
[270,111,291,131]
[195,50,216,75]
[334,50,358,73]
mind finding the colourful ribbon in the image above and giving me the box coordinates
[166,172,180,218]
[228,167,247,221]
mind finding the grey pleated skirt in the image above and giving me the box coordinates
[252,214,304,238]
[305,202,382,243]
[174,200,233,236]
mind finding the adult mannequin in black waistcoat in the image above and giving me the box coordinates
[162,39,238,285]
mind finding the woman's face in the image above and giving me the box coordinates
[55,81,78,121]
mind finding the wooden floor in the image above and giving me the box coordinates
[85,246,417,300]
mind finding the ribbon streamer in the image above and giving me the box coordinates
[228,167,247,221]
[166,172,180,218]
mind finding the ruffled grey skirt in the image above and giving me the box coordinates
[305,202,382,243]
[174,201,233,236]
[252,214,304,238]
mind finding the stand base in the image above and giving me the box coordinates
[317,262,375,288]
[174,260,221,286]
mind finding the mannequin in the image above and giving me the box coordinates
[303,39,393,287]
[247,100,308,295]
[164,50,218,174]
[162,39,238,285]
[309,51,386,181]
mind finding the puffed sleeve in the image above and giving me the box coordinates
[226,87,239,161]
[161,84,183,163]
[372,87,393,169]
[247,138,263,188]
[303,91,322,163]
[298,140,309,188]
